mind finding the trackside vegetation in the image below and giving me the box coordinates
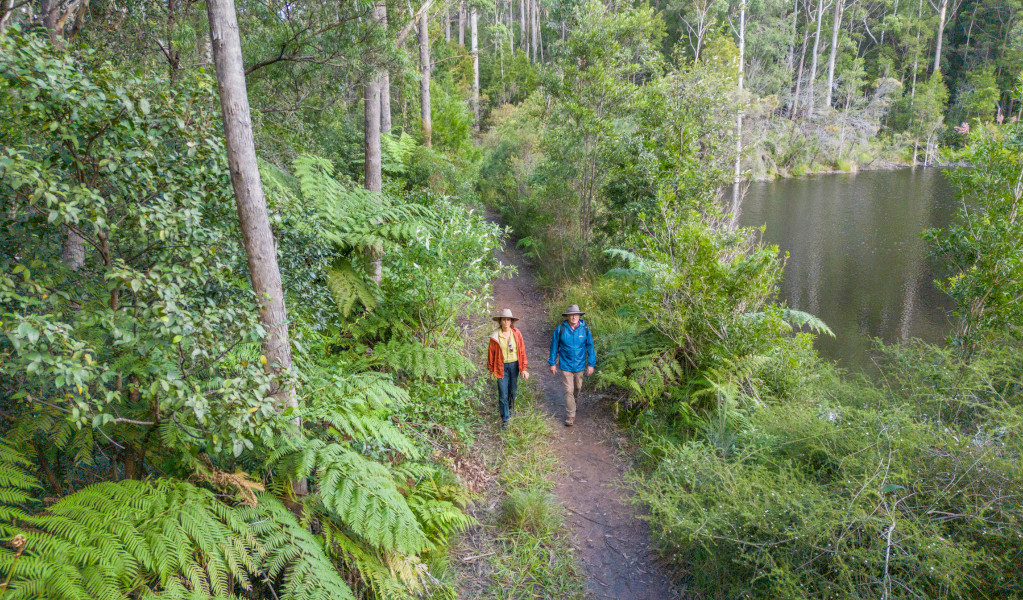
[479,4,1023,599]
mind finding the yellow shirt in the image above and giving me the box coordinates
[498,330,518,363]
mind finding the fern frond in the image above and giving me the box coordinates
[325,260,380,318]
[740,308,835,337]
[241,494,357,600]
[371,339,475,380]
[1,479,257,600]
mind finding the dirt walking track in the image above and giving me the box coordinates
[491,238,683,600]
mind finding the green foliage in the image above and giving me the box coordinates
[0,27,291,466]
[926,123,1023,351]
[0,454,260,599]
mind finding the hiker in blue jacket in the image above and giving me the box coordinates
[548,304,596,427]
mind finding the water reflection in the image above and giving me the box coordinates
[736,168,957,370]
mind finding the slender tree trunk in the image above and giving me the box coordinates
[520,0,526,50]
[458,1,464,45]
[910,0,924,102]
[205,0,302,494]
[791,26,810,118]
[530,0,538,61]
[445,7,450,41]
[932,0,947,73]
[735,0,745,188]
[380,72,392,133]
[806,0,826,117]
[471,7,479,127]
[420,7,432,146]
[364,2,385,283]
[538,3,543,61]
[786,0,799,72]
[824,0,843,108]
[379,4,391,133]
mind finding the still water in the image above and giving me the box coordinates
[738,168,958,370]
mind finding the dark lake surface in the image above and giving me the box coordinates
[737,168,958,370]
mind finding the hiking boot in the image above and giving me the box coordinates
[564,417,574,427]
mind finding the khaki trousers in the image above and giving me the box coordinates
[561,369,584,418]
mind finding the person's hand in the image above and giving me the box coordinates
[522,371,530,380]
[586,366,594,376]
[549,365,557,375]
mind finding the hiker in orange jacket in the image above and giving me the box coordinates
[487,308,529,427]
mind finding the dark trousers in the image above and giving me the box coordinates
[497,361,519,421]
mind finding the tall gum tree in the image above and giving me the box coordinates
[205,0,304,484]
[420,6,432,146]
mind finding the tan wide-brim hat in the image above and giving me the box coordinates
[492,308,520,322]
[562,304,585,316]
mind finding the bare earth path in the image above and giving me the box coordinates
[491,239,683,600]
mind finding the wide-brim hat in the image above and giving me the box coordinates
[492,308,520,322]
[562,304,585,316]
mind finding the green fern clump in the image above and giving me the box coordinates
[0,449,259,600]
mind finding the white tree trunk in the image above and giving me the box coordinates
[420,7,432,146]
[365,1,385,283]
[445,7,450,41]
[471,7,479,127]
[205,0,299,424]
[735,0,745,185]
[519,0,526,50]
[458,1,464,45]
[806,0,826,117]
[824,0,843,108]
[932,0,947,73]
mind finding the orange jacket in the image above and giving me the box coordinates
[487,328,528,379]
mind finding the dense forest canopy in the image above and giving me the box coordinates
[1,0,1022,596]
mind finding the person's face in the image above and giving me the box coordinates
[500,317,513,331]
[567,314,580,326]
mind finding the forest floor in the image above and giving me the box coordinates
[453,232,684,599]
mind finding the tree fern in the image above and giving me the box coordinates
[381,132,418,177]
[740,308,835,337]
[241,494,357,600]
[371,339,475,380]
[0,473,257,600]
[303,369,420,459]
[326,260,380,318]
[278,441,430,556]
[596,330,684,409]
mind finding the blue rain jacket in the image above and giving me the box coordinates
[548,319,596,373]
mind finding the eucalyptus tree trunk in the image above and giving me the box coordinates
[910,0,924,102]
[205,0,302,472]
[420,7,432,146]
[791,25,810,118]
[806,0,826,117]
[458,2,464,45]
[379,4,391,133]
[786,0,799,72]
[519,0,526,50]
[530,0,538,61]
[445,7,450,41]
[932,0,947,73]
[471,7,479,127]
[735,0,745,186]
[364,2,385,283]
[824,0,843,108]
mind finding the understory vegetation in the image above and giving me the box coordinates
[0,26,503,599]
[479,4,1023,598]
